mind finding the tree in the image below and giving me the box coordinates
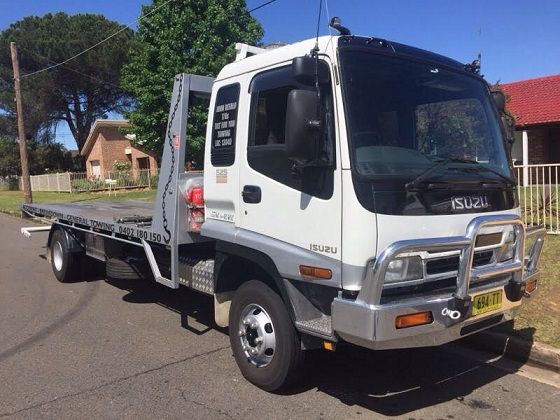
[0,135,75,176]
[0,13,135,150]
[0,136,21,176]
[121,0,263,164]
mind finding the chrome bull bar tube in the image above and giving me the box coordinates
[525,225,546,273]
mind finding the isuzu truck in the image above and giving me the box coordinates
[22,23,545,391]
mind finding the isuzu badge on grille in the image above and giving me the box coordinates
[451,195,490,211]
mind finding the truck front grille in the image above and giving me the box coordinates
[426,250,493,275]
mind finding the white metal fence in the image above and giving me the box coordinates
[24,169,158,193]
[28,173,73,192]
[514,164,560,234]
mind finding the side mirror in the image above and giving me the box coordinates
[285,89,321,164]
[292,56,330,86]
[492,90,506,114]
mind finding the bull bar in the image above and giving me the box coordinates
[332,214,546,350]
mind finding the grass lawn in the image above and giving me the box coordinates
[507,234,560,347]
[0,189,156,215]
[1,188,558,347]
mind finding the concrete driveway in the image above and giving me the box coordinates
[1,212,559,419]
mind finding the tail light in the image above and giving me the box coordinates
[184,185,205,232]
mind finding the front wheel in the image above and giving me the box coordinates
[229,280,303,392]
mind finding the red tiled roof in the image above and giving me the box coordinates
[501,74,560,127]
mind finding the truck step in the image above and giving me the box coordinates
[296,315,333,338]
[178,256,215,295]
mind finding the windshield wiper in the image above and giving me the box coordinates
[405,158,515,190]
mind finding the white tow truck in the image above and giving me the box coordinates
[23,21,545,391]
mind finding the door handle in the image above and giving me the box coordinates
[242,185,261,204]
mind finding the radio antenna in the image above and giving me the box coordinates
[312,0,323,55]
[311,0,323,55]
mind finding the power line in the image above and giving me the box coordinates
[21,0,177,79]
[249,0,279,13]
[64,66,122,89]
[28,49,123,90]
[21,0,279,79]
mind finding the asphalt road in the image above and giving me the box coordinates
[1,212,559,419]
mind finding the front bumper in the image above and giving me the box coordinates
[332,214,545,350]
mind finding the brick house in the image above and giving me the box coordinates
[502,74,560,169]
[81,119,158,179]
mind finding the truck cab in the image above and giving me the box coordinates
[202,33,543,348]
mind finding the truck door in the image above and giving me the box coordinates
[238,63,342,282]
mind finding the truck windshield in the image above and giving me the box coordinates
[338,50,512,182]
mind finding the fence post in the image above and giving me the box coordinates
[522,131,529,187]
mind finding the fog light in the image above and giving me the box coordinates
[395,311,433,329]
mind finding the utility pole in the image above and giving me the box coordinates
[10,41,32,204]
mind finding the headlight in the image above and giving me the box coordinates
[385,256,423,284]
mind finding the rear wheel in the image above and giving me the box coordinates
[229,280,303,392]
[106,257,149,280]
[50,229,80,283]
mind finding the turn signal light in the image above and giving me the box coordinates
[323,341,335,351]
[526,279,538,294]
[299,265,332,280]
[395,311,433,329]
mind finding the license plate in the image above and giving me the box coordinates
[472,290,503,316]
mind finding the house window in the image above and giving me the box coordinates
[137,157,150,171]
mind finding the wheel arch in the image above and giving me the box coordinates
[213,240,295,322]
[47,224,84,254]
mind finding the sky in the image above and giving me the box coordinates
[1,0,559,149]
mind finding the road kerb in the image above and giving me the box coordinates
[463,330,560,372]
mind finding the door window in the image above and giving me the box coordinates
[248,65,335,199]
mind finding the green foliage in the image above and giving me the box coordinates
[0,13,135,149]
[70,177,105,192]
[0,135,75,176]
[0,136,21,176]
[113,160,132,172]
[121,0,263,164]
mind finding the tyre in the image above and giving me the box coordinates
[229,280,303,392]
[50,229,80,283]
[105,257,149,280]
